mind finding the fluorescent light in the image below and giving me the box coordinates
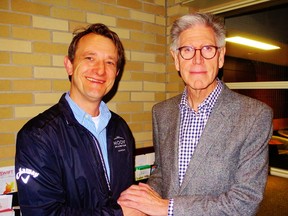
[225,36,280,50]
[181,0,271,14]
[202,0,271,14]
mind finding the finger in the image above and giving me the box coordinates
[138,182,151,189]
[120,185,142,196]
[138,183,162,199]
[119,189,148,202]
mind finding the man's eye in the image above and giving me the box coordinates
[107,61,116,66]
[85,57,93,61]
[183,47,194,52]
[202,46,213,51]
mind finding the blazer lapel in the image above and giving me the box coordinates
[179,85,236,193]
[170,113,181,193]
[164,97,181,193]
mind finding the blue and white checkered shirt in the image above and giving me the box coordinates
[168,79,223,216]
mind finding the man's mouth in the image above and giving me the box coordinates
[86,77,105,84]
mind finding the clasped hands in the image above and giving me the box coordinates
[118,182,169,216]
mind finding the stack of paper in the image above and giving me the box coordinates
[0,194,14,216]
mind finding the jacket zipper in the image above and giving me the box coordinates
[90,134,112,192]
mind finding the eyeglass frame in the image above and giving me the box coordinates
[177,45,220,60]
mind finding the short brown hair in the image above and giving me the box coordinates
[68,23,125,75]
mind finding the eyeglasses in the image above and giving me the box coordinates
[177,45,220,60]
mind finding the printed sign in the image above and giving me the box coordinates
[0,166,16,195]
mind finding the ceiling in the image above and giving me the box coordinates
[181,0,277,13]
[181,0,288,66]
[181,0,272,13]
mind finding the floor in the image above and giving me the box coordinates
[257,175,288,216]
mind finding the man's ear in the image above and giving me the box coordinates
[218,47,226,69]
[64,56,73,76]
[170,50,180,71]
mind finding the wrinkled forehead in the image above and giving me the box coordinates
[179,25,217,47]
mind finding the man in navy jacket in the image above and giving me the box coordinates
[15,23,140,215]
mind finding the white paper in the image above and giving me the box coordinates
[0,166,16,195]
[0,194,13,212]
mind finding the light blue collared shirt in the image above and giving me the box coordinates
[65,92,112,179]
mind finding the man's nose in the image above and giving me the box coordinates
[192,49,203,64]
[92,61,105,75]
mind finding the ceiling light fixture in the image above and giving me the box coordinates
[225,36,280,50]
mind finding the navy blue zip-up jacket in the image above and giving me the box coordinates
[15,94,135,215]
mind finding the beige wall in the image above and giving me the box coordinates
[0,0,192,167]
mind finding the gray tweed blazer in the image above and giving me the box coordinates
[148,83,273,216]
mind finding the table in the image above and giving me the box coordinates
[268,138,283,157]
[278,129,288,138]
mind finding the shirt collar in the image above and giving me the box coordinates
[179,78,223,112]
[65,92,111,127]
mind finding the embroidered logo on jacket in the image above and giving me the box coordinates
[113,136,127,152]
[16,167,39,184]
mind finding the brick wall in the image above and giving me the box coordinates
[0,0,192,167]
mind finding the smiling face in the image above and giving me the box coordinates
[64,33,118,114]
[171,24,226,96]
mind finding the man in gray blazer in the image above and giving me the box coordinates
[118,12,273,216]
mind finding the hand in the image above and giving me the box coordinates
[121,205,147,216]
[118,183,169,216]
